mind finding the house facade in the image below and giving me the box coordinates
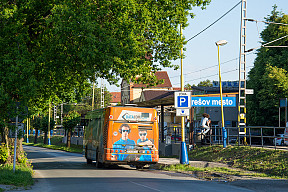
[121,71,173,105]
[110,92,121,106]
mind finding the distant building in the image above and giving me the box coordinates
[121,71,173,105]
[110,92,121,106]
[191,86,239,127]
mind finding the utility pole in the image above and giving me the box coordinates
[238,0,247,143]
[53,104,57,122]
[61,103,63,125]
[101,79,105,108]
[13,112,18,172]
[92,82,95,110]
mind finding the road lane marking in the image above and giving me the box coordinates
[129,181,162,192]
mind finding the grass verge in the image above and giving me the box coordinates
[23,136,83,154]
[0,164,34,187]
[188,145,288,179]
[161,164,267,179]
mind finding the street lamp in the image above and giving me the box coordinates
[48,102,51,145]
[215,40,228,148]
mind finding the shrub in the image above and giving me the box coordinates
[0,145,8,164]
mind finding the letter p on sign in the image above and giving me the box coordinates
[178,96,188,108]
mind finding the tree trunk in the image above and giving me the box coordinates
[3,125,24,164]
[34,128,38,144]
[66,130,71,148]
[3,125,10,162]
[0,128,4,143]
[4,125,9,147]
[44,131,48,144]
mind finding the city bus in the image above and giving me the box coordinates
[284,128,288,145]
[83,106,159,168]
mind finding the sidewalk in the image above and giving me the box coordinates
[158,158,231,168]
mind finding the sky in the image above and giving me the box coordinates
[101,0,288,92]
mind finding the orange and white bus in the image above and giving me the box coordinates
[84,106,159,168]
[284,128,288,145]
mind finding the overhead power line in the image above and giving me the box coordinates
[246,34,288,52]
[174,68,239,85]
[245,18,288,26]
[186,0,242,42]
[170,52,254,79]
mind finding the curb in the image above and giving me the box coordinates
[158,158,231,169]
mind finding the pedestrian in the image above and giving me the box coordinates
[185,119,190,135]
[200,113,210,135]
[205,117,212,144]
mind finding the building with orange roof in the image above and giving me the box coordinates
[121,71,173,104]
[110,92,121,106]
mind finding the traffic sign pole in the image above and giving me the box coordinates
[179,24,189,165]
[174,92,191,165]
[13,114,18,172]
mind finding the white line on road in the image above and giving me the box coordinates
[129,181,163,192]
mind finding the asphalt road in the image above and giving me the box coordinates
[16,145,284,192]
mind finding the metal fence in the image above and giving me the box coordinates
[163,126,288,150]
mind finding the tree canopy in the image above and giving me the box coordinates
[247,6,288,126]
[0,0,211,120]
[185,79,213,89]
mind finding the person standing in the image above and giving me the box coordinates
[200,113,210,135]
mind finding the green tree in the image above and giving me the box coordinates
[197,79,213,87]
[247,6,288,126]
[0,0,211,159]
[32,116,42,144]
[185,79,213,90]
[0,0,212,111]
[40,116,55,145]
[32,115,55,144]
[184,83,193,90]
[63,111,80,148]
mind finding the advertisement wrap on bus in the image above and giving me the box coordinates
[84,106,159,169]
[284,128,288,145]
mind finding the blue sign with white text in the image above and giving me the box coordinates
[177,96,189,108]
[191,97,236,107]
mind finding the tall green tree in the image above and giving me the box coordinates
[247,6,288,126]
[40,116,55,145]
[31,115,55,144]
[0,0,211,115]
[32,116,42,144]
[0,0,211,158]
[63,111,80,148]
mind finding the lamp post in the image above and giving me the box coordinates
[215,40,228,148]
[26,118,29,143]
[48,102,51,145]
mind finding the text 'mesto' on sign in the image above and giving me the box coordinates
[191,97,236,107]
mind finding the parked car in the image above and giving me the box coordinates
[171,135,181,141]
[273,134,285,145]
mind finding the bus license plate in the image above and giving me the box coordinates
[127,150,138,153]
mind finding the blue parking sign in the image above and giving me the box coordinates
[178,96,188,107]
[174,92,191,108]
